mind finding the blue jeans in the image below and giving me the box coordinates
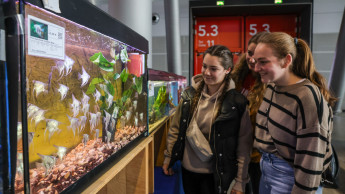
[259,152,323,194]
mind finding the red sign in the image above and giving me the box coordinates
[193,16,244,75]
[245,15,297,49]
[193,15,298,76]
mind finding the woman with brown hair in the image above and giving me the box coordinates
[253,32,336,194]
[231,32,268,194]
[163,45,253,194]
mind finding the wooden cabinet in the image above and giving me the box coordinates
[81,115,173,194]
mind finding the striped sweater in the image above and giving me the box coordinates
[254,79,333,194]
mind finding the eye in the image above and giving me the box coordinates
[258,60,268,65]
[247,50,254,57]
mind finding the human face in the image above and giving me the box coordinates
[253,43,289,84]
[246,43,257,71]
[202,53,230,89]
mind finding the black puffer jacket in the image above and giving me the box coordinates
[168,86,249,193]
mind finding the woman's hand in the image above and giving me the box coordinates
[230,189,243,194]
[162,163,174,176]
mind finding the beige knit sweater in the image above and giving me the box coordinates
[254,79,333,194]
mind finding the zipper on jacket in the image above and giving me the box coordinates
[186,94,192,125]
[213,123,222,193]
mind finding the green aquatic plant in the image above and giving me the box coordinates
[89,52,115,72]
[149,86,168,123]
[133,76,143,94]
[120,45,131,64]
[86,44,144,142]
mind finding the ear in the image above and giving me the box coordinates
[225,67,231,74]
[282,54,293,68]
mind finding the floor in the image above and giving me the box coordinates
[155,112,345,194]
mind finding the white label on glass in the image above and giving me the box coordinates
[27,15,65,60]
[42,0,61,13]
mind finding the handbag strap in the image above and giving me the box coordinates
[191,92,219,141]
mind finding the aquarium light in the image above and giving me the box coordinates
[216,1,224,6]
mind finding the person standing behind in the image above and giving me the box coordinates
[253,32,336,194]
[231,32,268,194]
[163,45,253,194]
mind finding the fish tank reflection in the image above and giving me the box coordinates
[148,69,186,133]
[15,4,147,193]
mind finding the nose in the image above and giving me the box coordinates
[254,62,260,72]
[203,68,211,75]
[249,57,255,64]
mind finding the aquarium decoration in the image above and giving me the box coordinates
[14,3,148,193]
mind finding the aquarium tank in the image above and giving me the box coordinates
[10,1,148,193]
[169,81,179,109]
[148,69,186,133]
[177,76,188,103]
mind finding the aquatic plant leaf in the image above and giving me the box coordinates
[114,54,119,61]
[106,83,115,96]
[100,101,107,110]
[115,99,124,114]
[134,76,143,94]
[120,46,131,64]
[113,73,120,80]
[121,89,132,105]
[110,47,119,61]
[86,84,96,95]
[100,95,106,102]
[86,78,104,94]
[91,78,105,85]
[90,52,114,72]
[153,86,167,116]
[106,72,114,79]
[120,68,129,83]
[123,89,133,99]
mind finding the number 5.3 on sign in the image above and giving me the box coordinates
[249,23,270,36]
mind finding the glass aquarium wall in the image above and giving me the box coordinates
[177,76,187,103]
[15,3,148,193]
[148,69,186,133]
[148,80,168,125]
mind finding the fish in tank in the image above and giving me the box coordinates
[14,4,148,193]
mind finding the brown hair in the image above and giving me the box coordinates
[231,32,268,127]
[232,32,268,90]
[257,32,337,106]
[190,45,233,117]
